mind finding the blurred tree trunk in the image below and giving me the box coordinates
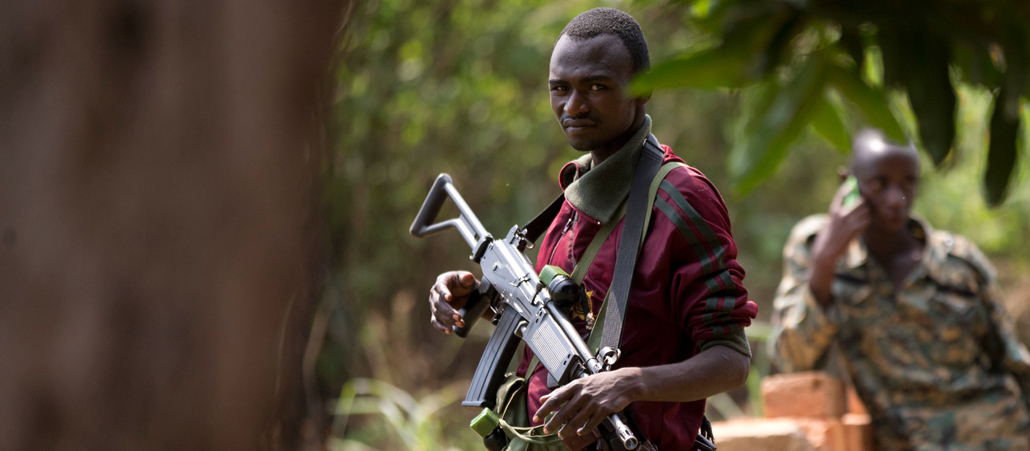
[0,1,348,450]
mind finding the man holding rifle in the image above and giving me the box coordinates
[427,8,758,450]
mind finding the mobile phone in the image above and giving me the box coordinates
[842,175,860,208]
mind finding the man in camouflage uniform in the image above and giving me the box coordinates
[770,128,1030,450]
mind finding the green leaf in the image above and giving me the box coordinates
[633,48,750,92]
[838,25,865,68]
[985,90,1022,207]
[644,2,801,94]
[876,25,905,89]
[809,90,851,153]
[1001,24,1030,114]
[730,56,827,194]
[902,37,955,166]
[754,13,806,77]
[952,41,1003,89]
[862,45,883,87]
[826,65,906,141]
[691,0,713,19]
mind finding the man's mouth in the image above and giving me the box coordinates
[882,211,907,224]
[562,118,596,129]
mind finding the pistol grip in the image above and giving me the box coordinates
[453,280,497,338]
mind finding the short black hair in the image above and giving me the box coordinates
[850,128,921,174]
[558,8,650,75]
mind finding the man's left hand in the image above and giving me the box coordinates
[533,367,641,441]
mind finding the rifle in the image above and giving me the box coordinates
[410,174,640,450]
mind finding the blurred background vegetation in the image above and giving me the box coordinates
[323,0,1030,449]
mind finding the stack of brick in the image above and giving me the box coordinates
[709,372,873,451]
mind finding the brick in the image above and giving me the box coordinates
[762,372,845,419]
[710,419,815,451]
[842,413,873,451]
[794,419,847,451]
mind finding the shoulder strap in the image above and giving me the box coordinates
[596,135,666,355]
[643,161,687,243]
[521,193,565,244]
[586,154,683,352]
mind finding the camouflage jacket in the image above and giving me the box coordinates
[770,214,1030,450]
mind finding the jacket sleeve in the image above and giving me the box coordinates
[655,168,758,356]
[768,216,842,372]
[959,237,1030,408]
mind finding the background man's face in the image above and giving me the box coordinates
[853,149,920,233]
[548,34,641,153]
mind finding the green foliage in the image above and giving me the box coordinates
[635,0,1030,206]
[915,85,1030,256]
[728,52,826,194]
[986,87,1023,205]
[635,47,751,91]
[332,378,475,450]
[327,0,581,391]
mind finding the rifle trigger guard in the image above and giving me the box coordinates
[597,347,621,370]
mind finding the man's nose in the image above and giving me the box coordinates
[564,89,589,117]
[885,186,905,207]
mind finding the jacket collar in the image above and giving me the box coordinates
[844,216,948,284]
[557,115,652,223]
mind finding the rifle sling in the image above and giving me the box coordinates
[597,135,665,354]
[585,156,683,352]
[522,193,565,245]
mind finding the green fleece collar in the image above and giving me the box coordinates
[563,115,652,223]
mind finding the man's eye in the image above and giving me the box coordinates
[589,84,606,91]
[551,86,568,92]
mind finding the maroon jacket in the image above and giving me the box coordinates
[516,143,758,450]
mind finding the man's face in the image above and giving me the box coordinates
[548,34,643,154]
[853,148,920,233]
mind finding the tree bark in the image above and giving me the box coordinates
[0,1,346,449]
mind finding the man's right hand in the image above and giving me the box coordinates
[428,271,479,334]
[809,179,870,305]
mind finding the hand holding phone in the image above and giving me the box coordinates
[842,175,860,208]
[812,174,869,305]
